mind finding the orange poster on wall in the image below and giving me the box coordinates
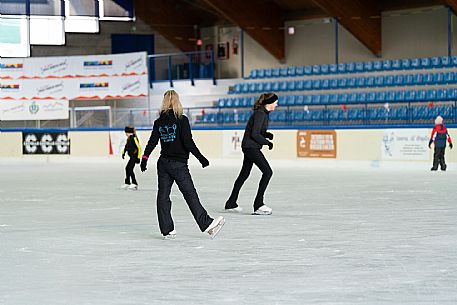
[297,130,337,158]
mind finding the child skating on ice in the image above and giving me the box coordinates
[121,126,141,190]
[429,115,453,171]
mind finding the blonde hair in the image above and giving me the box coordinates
[253,93,276,110]
[160,90,183,118]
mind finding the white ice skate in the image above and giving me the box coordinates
[225,206,243,213]
[205,216,225,239]
[128,184,138,191]
[120,184,130,190]
[253,205,272,215]
[163,230,176,240]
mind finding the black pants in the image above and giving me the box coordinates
[432,147,446,170]
[125,158,138,185]
[226,148,273,211]
[156,157,213,235]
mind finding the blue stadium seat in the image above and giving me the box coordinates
[304,66,312,75]
[321,64,329,74]
[287,66,296,77]
[312,79,321,90]
[280,67,288,77]
[224,112,234,123]
[416,90,427,101]
[338,78,347,88]
[385,75,394,86]
[346,62,355,73]
[385,91,395,101]
[367,92,375,102]
[445,88,456,100]
[295,80,304,90]
[278,96,287,106]
[240,97,249,107]
[295,95,304,105]
[272,68,280,77]
[312,95,321,104]
[287,81,296,91]
[348,93,357,103]
[329,94,339,103]
[233,98,241,107]
[404,74,414,85]
[431,57,442,68]
[356,77,365,87]
[373,61,382,71]
[265,69,272,78]
[375,76,384,87]
[395,91,405,102]
[279,81,287,91]
[391,59,401,70]
[304,80,312,90]
[347,78,356,88]
[296,66,305,76]
[321,94,330,104]
[394,75,404,86]
[437,89,446,101]
[364,61,373,71]
[312,64,321,75]
[411,58,420,69]
[357,92,367,103]
[355,62,364,72]
[405,90,416,101]
[321,79,330,89]
[256,82,264,92]
[365,76,375,87]
[401,59,411,69]
[441,56,451,67]
[340,93,348,103]
[329,78,338,89]
[382,60,392,70]
[375,91,386,102]
[426,89,437,101]
[443,72,454,83]
[337,63,346,73]
[413,74,423,85]
[433,73,444,84]
[248,83,256,93]
[217,98,226,108]
[249,70,258,79]
[285,95,295,106]
[272,82,279,91]
[264,82,272,91]
[329,64,338,74]
[423,73,433,84]
[232,84,242,94]
[241,83,249,93]
[304,95,313,104]
[257,69,265,78]
[420,57,431,69]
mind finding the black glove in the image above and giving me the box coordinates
[265,132,274,140]
[199,156,209,168]
[450,143,453,149]
[428,139,433,149]
[140,156,148,172]
[122,153,125,159]
[267,142,273,150]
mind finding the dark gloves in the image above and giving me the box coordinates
[267,142,273,150]
[428,139,433,149]
[122,153,125,159]
[199,156,210,168]
[140,156,148,172]
[450,143,453,149]
[265,132,274,140]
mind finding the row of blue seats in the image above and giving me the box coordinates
[248,56,457,79]
[197,106,454,124]
[218,88,457,108]
[231,71,457,94]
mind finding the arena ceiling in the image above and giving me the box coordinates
[134,0,457,59]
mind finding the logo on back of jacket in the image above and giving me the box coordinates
[159,124,177,142]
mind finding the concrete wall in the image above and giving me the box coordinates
[1,129,455,165]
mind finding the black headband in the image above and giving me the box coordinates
[262,94,278,105]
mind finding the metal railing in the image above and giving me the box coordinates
[148,50,216,87]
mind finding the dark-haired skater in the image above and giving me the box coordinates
[225,93,278,215]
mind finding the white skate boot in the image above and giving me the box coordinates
[163,230,176,240]
[205,216,225,239]
[120,184,130,190]
[128,184,138,191]
[253,205,272,215]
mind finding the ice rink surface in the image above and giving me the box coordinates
[1,159,456,305]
